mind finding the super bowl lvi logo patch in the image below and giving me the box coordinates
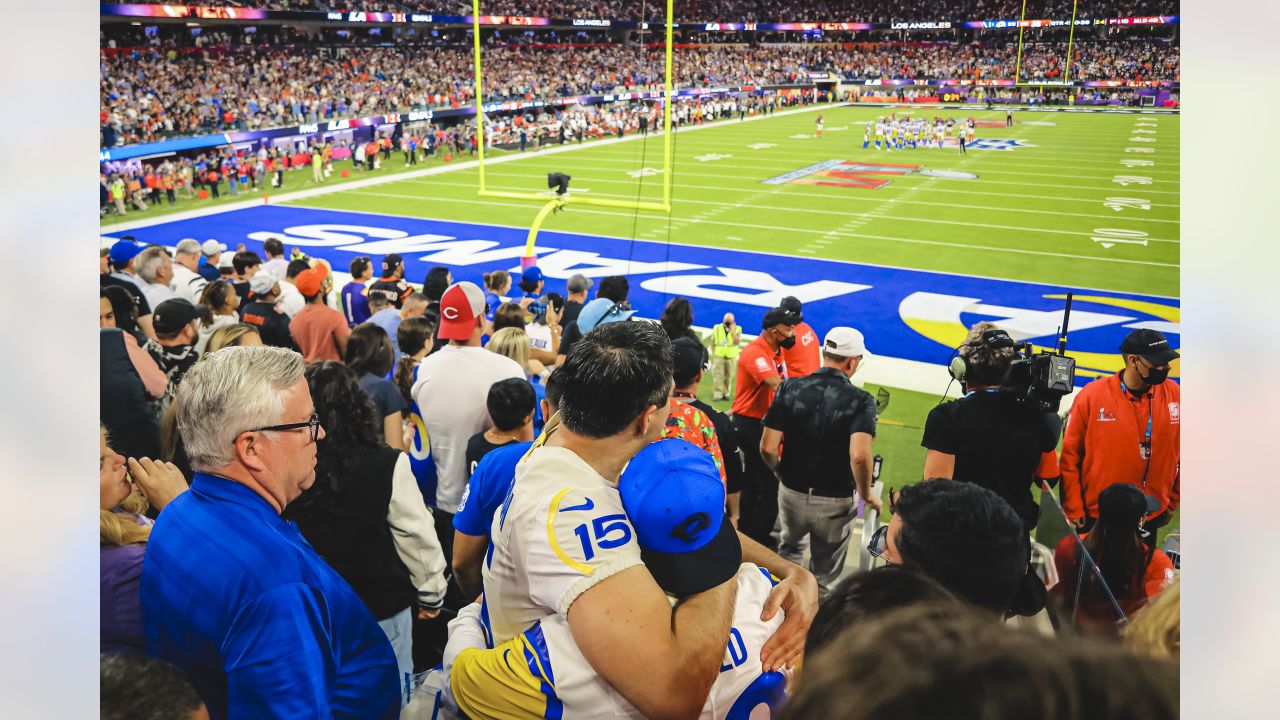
[1168,402,1180,424]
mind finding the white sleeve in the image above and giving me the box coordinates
[387,453,448,609]
[442,602,487,711]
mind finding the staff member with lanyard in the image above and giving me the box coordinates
[731,307,796,549]
[1060,329,1180,539]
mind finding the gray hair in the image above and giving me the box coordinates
[175,238,202,257]
[176,346,306,472]
[136,246,172,284]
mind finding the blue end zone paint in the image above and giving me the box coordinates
[111,205,1179,384]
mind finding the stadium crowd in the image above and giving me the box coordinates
[118,0,1181,22]
[100,38,1178,146]
[99,225,1181,716]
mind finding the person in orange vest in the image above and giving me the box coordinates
[778,296,821,378]
[206,166,220,199]
[1060,330,1180,539]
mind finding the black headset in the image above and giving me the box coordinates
[947,328,1016,384]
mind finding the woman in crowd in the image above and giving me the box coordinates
[1053,483,1176,631]
[660,296,708,363]
[482,270,512,322]
[345,324,408,451]
[393,315,436,408]
[1126,578,1180,659]
[282,361,447,708]
[100,428,187,654]
[487,326,547,433]
[202,323,262,356]
[101,286,147,344]
[195,280,240,353]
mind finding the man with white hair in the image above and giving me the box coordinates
[135,246,175,310]
[169,239,207,303]
[141,347,401,719]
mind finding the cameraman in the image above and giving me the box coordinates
[920,322,1061,533]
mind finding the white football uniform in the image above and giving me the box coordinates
[446,563,789,720]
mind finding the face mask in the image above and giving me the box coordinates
[1140,366,1170,385]
[778,333,796,350]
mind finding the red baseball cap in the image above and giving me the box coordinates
[438,281,485,340]
[294,261,330,297]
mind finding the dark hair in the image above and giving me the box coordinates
[659,297,695,340]
[290,361,382,515]
[807,567,957,656]
[961,323,1015,387]
[1061,509,1156,618]
[349,256,372,278]
[518,275,541,294]
[596,275,629,303]
[542,292,565,315]
[557,322,673,438]
[101,286,140,333]
[393,316,436,405]
[287,258,311,279]
[487,378,537,431]
[422,266,451,301]
[198,279,235,314]
[893,481,1030,615]
[368,292,391,311]
[543,367,563,413]
[262,237,284,258]
[781,604,1179,720]
[101,653,204,720]
[345,324,395,378]
[492,302,527,332]
[232,250,262,276]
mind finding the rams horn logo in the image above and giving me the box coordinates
[671,512,711,543]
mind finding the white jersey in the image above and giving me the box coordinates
[447,563,789,719]
[481,442,645,646]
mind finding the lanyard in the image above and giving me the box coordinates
[1120,376,1155,476]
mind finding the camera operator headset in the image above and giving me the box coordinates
[919,322,1062,534]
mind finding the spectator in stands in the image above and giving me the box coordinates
[869,480,1044,617]
[421,266,452,311]
[663,337,727,484]
[100,427,189,654]
[922,322,1061,533]
[197,240,224,283]
[369,253,413,309]
[782,603,1179,720]
[239,274,297,350]
[380,292,429,356]
[276,259,308,318]
[517,266,545,305]
[101,653,208,720]
[411,281,524,561]
[170,239,207,303]
[451,372,559,600]
[805,566,957,656]
[710,312,742,401]
[345,324,409,451]
[556,274,630,363]
[1126,578,1180,659]
[100,296,166,462]
[282,360,446,707]
[229,251,263,304]
[104,239,156,340]
[761,327,879,597]
[260,237,289,281]
[342,256,374,327]
[136,246,176,310]
[393,315,436,407]
[671,334,746,525]
[563,273,591,326]
[101,284,147,345]
[733,306,796,549]
[194,281,240,354]
[779,296,821,378]
[659,296,704,349]
[1053,483,1175,631]
[290,262,350,362]
[465,377,536,479]
[482,270,512,328]
[202,323,261,356]
[142,346,401,719]
[490,302,529,334]
[146,298,207,412]
[1061,329,1180,536]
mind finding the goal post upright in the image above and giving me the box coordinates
[471,0,486,193]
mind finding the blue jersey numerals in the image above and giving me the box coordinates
[570,514,633,562]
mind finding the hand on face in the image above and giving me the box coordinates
[100,435,130,511]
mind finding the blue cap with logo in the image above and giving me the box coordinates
[521,265,544,285]
[108,239,145,266]
[619,439,741,596]
[576,297,636,334]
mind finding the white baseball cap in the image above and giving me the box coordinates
[202,239,227,256]
[823,327,868,358]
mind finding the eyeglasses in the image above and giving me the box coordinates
[868,524,895,564]
[245,412,322,443]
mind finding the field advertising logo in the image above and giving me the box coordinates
[762,160,977,190]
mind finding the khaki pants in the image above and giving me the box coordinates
[712,354,735,398]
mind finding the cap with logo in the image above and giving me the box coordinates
[293,262,330,297]
[761,307,797,330]
[438,281,486,340]
[1097,483,1161,525]
[249,273,280,297]
[382,253,403,274]
[153,298,210,335]
[576,297,636,334]
[1119,329,1179,366]
[823,327,868,358]
[566,274,593,293]
[108,240,145,266]
[780,296,804,323]
[522,266,544,286]
[201,239,227,257]
[619,439,742,596]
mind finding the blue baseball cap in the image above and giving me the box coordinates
[576,297,636,334]
[619,439,741,596]
[521,266,544,285]
[108,239,145,266]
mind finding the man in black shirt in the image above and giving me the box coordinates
[464,378,536,477]
[240,274,298,350]
[920,322,1060,533]
[562,273,592,327]
[146,299,208,412]
[556,275,629,364]
[230,250,263,305]
[761,327,879,597]
[368,253,414,309]
[671,337,747,526]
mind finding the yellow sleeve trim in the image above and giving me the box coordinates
[547,487,596,576]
